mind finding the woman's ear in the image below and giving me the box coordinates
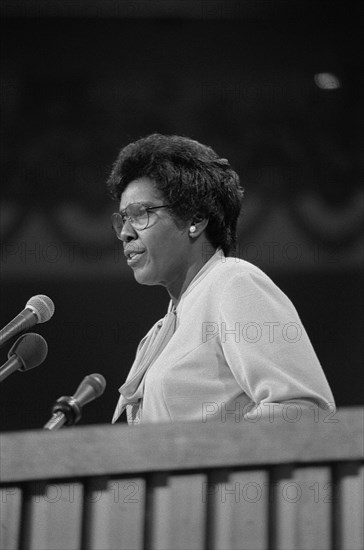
[189,218,208,238]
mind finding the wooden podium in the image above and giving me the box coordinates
[1,407,363,550]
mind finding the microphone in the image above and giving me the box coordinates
[0,333,48,383]
[44,373,107,431]
[0,295,55,349]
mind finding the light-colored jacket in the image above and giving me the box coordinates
[112,249,335,425]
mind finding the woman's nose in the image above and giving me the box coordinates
[119,219,137,242]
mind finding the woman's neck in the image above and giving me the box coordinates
[167,241,217,306]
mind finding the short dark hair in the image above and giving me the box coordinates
[107,134,244,255]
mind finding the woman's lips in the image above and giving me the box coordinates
[126,251,145,265]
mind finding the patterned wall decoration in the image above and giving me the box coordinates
[1,13,363,280]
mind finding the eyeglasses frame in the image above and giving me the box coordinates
[111,202,170,238]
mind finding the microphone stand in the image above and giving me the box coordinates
[44,396,82,430]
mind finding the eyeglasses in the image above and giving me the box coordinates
[111,202,169,238]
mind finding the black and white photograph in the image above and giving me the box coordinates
[0,1,363,549]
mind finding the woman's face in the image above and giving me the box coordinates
[119,177,192,297]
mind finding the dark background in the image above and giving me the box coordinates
[0,1,363,431]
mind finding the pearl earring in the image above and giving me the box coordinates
[189,225,196,233]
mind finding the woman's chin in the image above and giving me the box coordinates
[133,268,157,286]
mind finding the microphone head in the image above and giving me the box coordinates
[26,295,55,323]
[84,373,107,398]
[72,373,107,407]
[8,332,48,371]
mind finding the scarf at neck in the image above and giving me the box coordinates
[112,301,176,424]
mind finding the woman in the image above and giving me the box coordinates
[108,134,335,425]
